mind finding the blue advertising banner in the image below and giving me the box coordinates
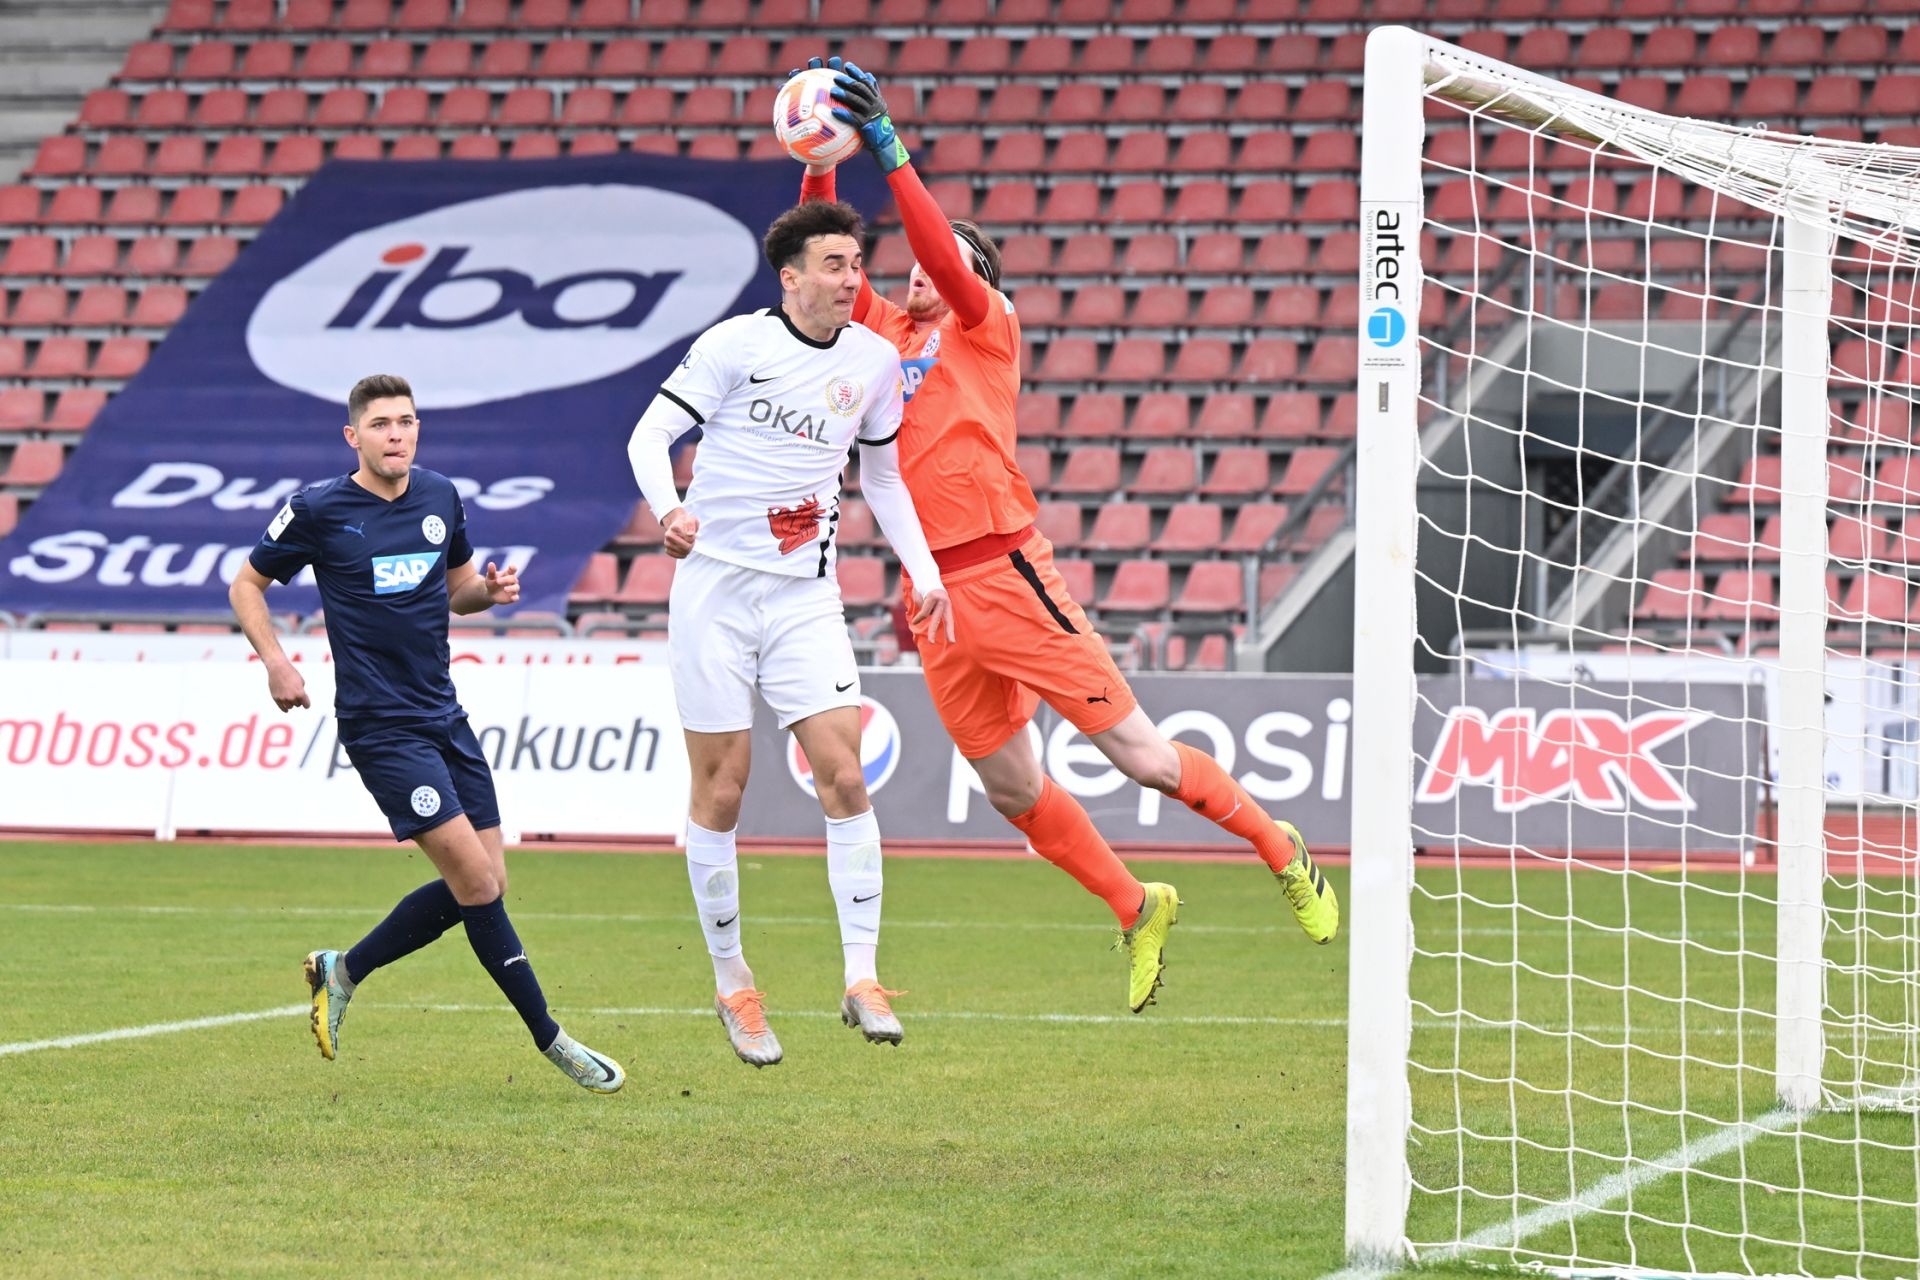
[0,154,883,617]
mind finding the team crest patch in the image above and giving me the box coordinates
[410,786,441,817]
[824,377,863,416]
[920,330,942,359]
[421,515,446,545]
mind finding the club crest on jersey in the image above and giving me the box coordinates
[421,515,446,544]
[920,330,942,359]
[372,551,441,594]
[824,377,863,417]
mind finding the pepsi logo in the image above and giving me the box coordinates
[246,186,758,409]
[787,697,901,797]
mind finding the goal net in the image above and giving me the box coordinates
[1347,26,1920,1279]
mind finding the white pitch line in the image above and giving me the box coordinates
[0,1004,306,1058]
[1313,1104,1838,1280]
[368,1002,1353,1029]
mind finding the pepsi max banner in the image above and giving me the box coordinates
[0,155,883,616]
[0,660,688,839]
[738,673,1759,854]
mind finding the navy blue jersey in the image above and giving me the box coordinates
[248,468,474,721]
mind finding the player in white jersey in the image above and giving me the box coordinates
[627,199,951,1067]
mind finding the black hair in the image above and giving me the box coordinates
[763,201,866,272]
[347,373,414,425]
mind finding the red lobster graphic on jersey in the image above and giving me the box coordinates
[767,496,824,555]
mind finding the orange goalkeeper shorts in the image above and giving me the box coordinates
[903,532,1137,760]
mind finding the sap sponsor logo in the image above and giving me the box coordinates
[948,698,1355,825]
[247,186,758,409]
[109,463,551,513]
[371,551,440,594]
[1416,706,1707,814]
[899,356,937,403]
[789,698,900,797]
[1367,306,1406,349]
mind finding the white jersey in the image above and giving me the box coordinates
[657,307,903,579]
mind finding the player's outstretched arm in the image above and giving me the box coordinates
[228,563,309,712]
[860,437,953,642]
[832,62,991,329]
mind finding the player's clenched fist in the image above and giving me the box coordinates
[662,507,700,559]
[484,561,520,606]
[266,659,310,713]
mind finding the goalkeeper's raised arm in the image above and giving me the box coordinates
[791,55,994,330]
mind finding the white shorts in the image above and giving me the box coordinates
[668,551,862,733]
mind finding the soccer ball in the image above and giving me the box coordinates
[773,67,863,168]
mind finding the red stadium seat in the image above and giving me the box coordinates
[1805,75,1863,116]
[1086,503,1151,553]
[395,0,453,27]
[1134,285,1192,328]
[1170,132,1233,173]
[69,285,127,326]
[1128,447,1197,497]
[1223,503,1288,553]
[1128,393,1190,438]
[129,285,187,327]
[47,389,108,432]
[1838,572,1911,624]
[1159,503,1223,553]
[267,136,324,176]
[1172,561,1244,614]
[1,235,59,276]
[1064,285,1123,328]
[1056,234,1114,274]
[79,90,132,128]
[118,41,175,80]
[2,440,67,486]
[1285,82,1347,123]
[28,336,88,379]
[1016,390,1062,435]
[1195,393,1257,438]
[568,553,621,604]
[448,136,501,161]
[1036,338,1097,383]
[0,390,43,431]
[612,502,664,548]
[1014,443,1051,488]
[1102,560,1170,612]
[11,284,71,325]
[1199,447,1271,497]
[617,555,676,607]
[1168,340,1231,383]
[439,87,492,126]
[1039,182,1098,225]
[1169,83,1228,123]
[1121,234,1179,275]
[478,39,536,77]
[1060,392,1122,438]
[92,336,149,379]
[1107,338,1167,381]
[44,185,103,224]
[1239,338,1301,383]
[1055,446,1121,496]
[835,558,887,609]
[66,236,126,276]
[1188,233,1247,274]
[1275,447,1342,497]
[978,183,1036,224]
[1170,182,1231,224]
[510,134,563,160]
[1828,514,1888,563]
[1634,569,1706,621]
[0,338,24,376]
[1034,502,1082,550]
[500,88,553,125]
[455,0,509,24]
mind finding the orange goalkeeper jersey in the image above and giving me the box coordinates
[855,288,1036,552]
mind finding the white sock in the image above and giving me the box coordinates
[686,821,753,995]
[826,808,883,986]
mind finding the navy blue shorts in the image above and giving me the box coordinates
[338,714,501,843]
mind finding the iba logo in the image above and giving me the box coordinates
[1416,706,1706,814]
[247,187,757,409]
[787,697,901,797]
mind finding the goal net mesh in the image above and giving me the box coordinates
[1377,34,1920,1278]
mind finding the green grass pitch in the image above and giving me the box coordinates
[3,842,1914,1277]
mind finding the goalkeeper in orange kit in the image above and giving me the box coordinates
[793,56,1337,1012]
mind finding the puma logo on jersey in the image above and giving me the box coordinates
[768,497,823,554]
[371,552,441,594]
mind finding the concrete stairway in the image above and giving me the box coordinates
[0,0,167,183]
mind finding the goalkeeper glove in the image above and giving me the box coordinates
[829,61,911,176]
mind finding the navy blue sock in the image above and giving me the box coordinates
[344,879,461,985]
[460,897,560,1051]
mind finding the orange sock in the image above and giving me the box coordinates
[1008,778,1146,927]
[1171,741,1291,871]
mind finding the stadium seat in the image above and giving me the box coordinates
[568,553,621,604]
[1690,513,1759,562]
[0,338,24,377]
[1121,235,1179,275]
[1055,446,1121,496]
[1172,561,1245,614]
[1102,560,1170,612]
[1200,447,1271,497]
[1167,340,1231,382]
[1013,442,1051,488]
[1635,569,1706,621]
[1085,502,1151,553]
[1128,393,1190,438]
[92,337,149,379]
[1036,339,1097,383]
[2,440,66,487]
[612,502,663,548]
[1837,571,1911,624]
[12,284,72,325]
[1223,503,1289,554]
[129,285,187,327]
[836,558,887,610]
[1828,514,1888,563]
[0,388,42,430]
[1061,393,1122,439]
[46,389,107,432]
[1128,447,1197,497]
[1274,447,1342,497]
[1108,338,1168,382]
[616,555,676,607]
[1159,502,1223,553]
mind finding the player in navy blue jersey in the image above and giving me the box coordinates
[228,373,624,1094]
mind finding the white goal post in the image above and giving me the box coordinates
[1348,25,1920,1278]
